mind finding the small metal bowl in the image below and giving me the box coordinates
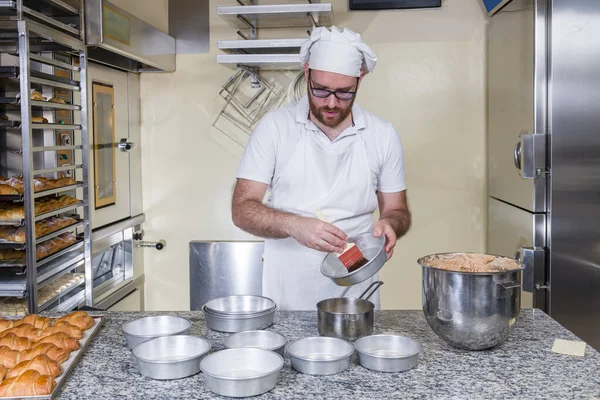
[286,337,354,375]
[122,316,192,349]
[321,232,387,287]
[200,348,284,398]
[203,306,275,333]
[224,330,287,356]
[354,334,421,373]
[132,335,211,380]
[204,295,276,316]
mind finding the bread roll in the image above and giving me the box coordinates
[29,91,46,101]
[48,97,66,104]
[20,343,70,365]
[0,185,18,195]
[31,116,48,124]
[54,311,94,331]
[35,333,79,351]
[0,333,32,352]
[0,370,55,397]
[6,354,61,379]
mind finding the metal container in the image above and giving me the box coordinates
[354,335,421,373]
[122,316,192,349]
[224,330,287,356]
[200,348,284,398]
[419,253,525,350]
[203,306,275,333]
[321,232,386,286]
[286,337,354,375]
[131,335,211,380]
[204,295,276,315]
[317,281,383,341]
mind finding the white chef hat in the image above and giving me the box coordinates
[299,26,377,78]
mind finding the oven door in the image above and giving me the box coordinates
[87,62,131,229]
[91,227,134,306]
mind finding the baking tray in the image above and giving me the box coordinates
[0,66,80,86]
[0,97,80,111]
[0,218,82,248]
[0,200,84,227]
[0,315,105,400]
[0,183,83,203]
[0,237,84,273]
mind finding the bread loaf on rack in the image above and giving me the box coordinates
[35,333,79,351]
[30,116,48,124]
[0,185,18,196]
[0,216,77,243]
[54,311,94,331]
[0,334,31,352]
[0,370,55,397]
[0,177,78,195]
[0,232,78,261]
[6,354,61,379]
[38,321,83,340]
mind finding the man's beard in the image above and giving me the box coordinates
[308,95,354,128]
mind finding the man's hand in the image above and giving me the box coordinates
[286,216,348,254]
[373,219,397,260]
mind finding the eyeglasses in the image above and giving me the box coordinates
[308,70,358,101]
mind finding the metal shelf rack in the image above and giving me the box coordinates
[0,9,91,314]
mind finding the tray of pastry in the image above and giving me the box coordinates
[0,233,83,272]
[0,216,82,248]
[0,176,81,202]
[0,195,82,226]
[0,311,105,399]
[0,273,84,310]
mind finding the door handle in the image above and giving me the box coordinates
[118,138,134,152]
[513,141,522,171]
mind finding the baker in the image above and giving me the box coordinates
[231,26,411,310]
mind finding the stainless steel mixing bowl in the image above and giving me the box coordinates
[132,335,211,380]
[354,334,421,373]
[419,252,525,350]
[200,348,284,398]
[224,330,287,356]
[321,232,387,286]
[286,337,354,375]
[122,316,192,349]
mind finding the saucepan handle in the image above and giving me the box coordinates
[359,281,384,301]
[499,281,521,290]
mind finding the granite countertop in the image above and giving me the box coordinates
[56,310,600,399]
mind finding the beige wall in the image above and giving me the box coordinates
[135,0,488,310]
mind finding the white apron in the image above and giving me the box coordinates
[262,123,380,311]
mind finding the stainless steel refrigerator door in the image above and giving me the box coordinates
[487,0,547,212]
[189,241,264,310]
[487,197,546,309]
[548,0,600,351]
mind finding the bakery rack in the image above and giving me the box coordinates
[0,1,91,315]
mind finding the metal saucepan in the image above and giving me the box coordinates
[317,281,384,341]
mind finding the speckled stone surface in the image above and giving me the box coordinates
[55,310,600,399]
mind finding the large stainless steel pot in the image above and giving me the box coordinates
[317,281,383,341]
[419,253,525,351]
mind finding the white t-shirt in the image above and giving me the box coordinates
[236,95,406,196]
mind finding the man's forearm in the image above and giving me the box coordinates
[232,199,298,239]
[380,209,411,238]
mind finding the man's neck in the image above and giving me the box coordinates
[309,112,354,142]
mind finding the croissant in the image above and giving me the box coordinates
[21,343,70,365]
[0,184,18,195]
[39,321,83,340]
[0,365,6,382]
[6,354,61,379]
[0,370,55,396]
[54,311,94,331]
[0,346,20,368]
[0,324,40,342]
[35,333,79,351]
[0,333,32,351]
[0,320,15,333]
[13,315,51,330]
